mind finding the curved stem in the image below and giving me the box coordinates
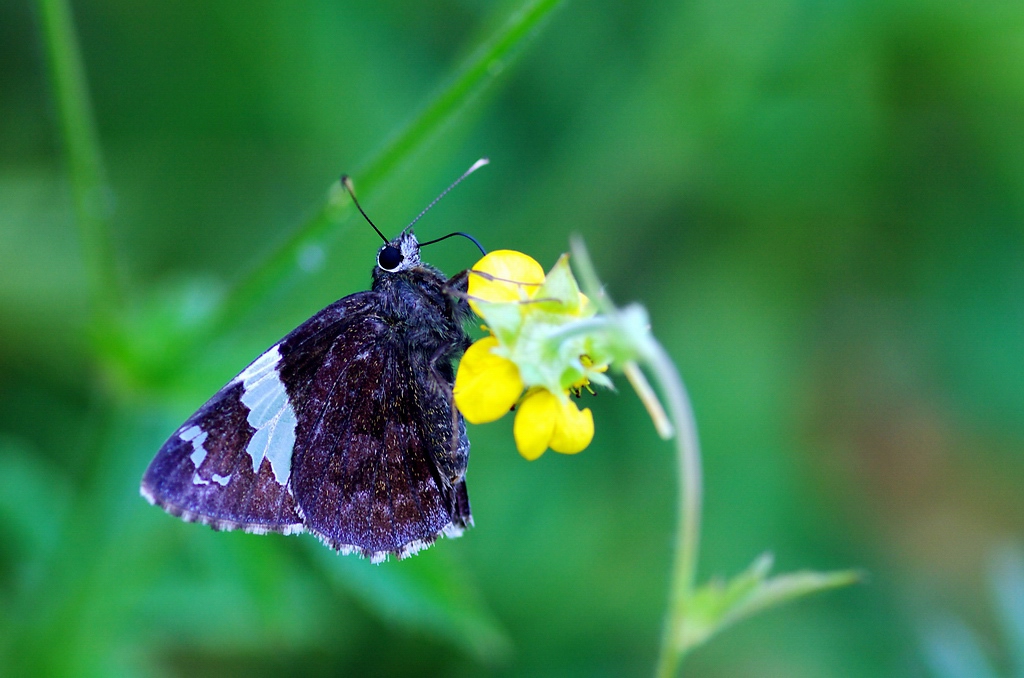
[647,340,703,678]
[569,235,705,676]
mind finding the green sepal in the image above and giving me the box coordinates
[533,254,592,316]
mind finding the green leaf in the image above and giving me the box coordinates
[677,553,861,655]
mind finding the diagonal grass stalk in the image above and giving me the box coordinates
[211,0,565,337]
[38,0,120,318]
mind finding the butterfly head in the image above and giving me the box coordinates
[376,231,421,273]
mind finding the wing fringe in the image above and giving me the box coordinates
[308,519,469,564]
[139,483,305,536]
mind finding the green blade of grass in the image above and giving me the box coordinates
[38,0,120,318]
[210,0,564,336]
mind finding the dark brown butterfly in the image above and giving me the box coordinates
[141,160,489,562]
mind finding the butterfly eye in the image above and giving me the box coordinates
[377,246,404,271]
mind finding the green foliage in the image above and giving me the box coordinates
[2,0,1022,675]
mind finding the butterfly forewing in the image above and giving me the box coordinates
[141,380,304,534]
[141,293,375,536]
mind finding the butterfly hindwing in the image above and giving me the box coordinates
[290,312,471,561]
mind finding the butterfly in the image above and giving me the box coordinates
[140,160,489,563]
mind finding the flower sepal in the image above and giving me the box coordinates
[531,254,591,317]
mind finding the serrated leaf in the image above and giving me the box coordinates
[678,553,861,654]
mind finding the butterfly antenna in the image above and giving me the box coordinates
[404,158,490,233]
[419,231,487,256]
[340,175,389,245]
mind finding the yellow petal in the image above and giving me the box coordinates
[468,250,545,315]
[454,337,524,424]
[513,389,559,460]
[549,399,594,454]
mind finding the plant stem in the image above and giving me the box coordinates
[648,340,703,678]
[569,235,705,676]
[38,0,119,317]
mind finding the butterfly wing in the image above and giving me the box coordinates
[140,292,380,535]
[290,311,471,562]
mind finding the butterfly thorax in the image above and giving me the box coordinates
[367,241,472,489]
[370,233,471,366]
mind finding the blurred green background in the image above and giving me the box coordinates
[2,0,1024,675]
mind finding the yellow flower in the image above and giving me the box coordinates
[453,336,523,424]
[513,389,594,460]
[455,249,608,460]
[454,335,594,459]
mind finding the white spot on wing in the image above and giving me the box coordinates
[188,435,208,470]
[211,473,231,486]
[233,345,281,385]
[237,344,296,485]
[180,425,203,441]
[180,424,211,485]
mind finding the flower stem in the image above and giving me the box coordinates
[569,235,705,675]
[647,340,703,678]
